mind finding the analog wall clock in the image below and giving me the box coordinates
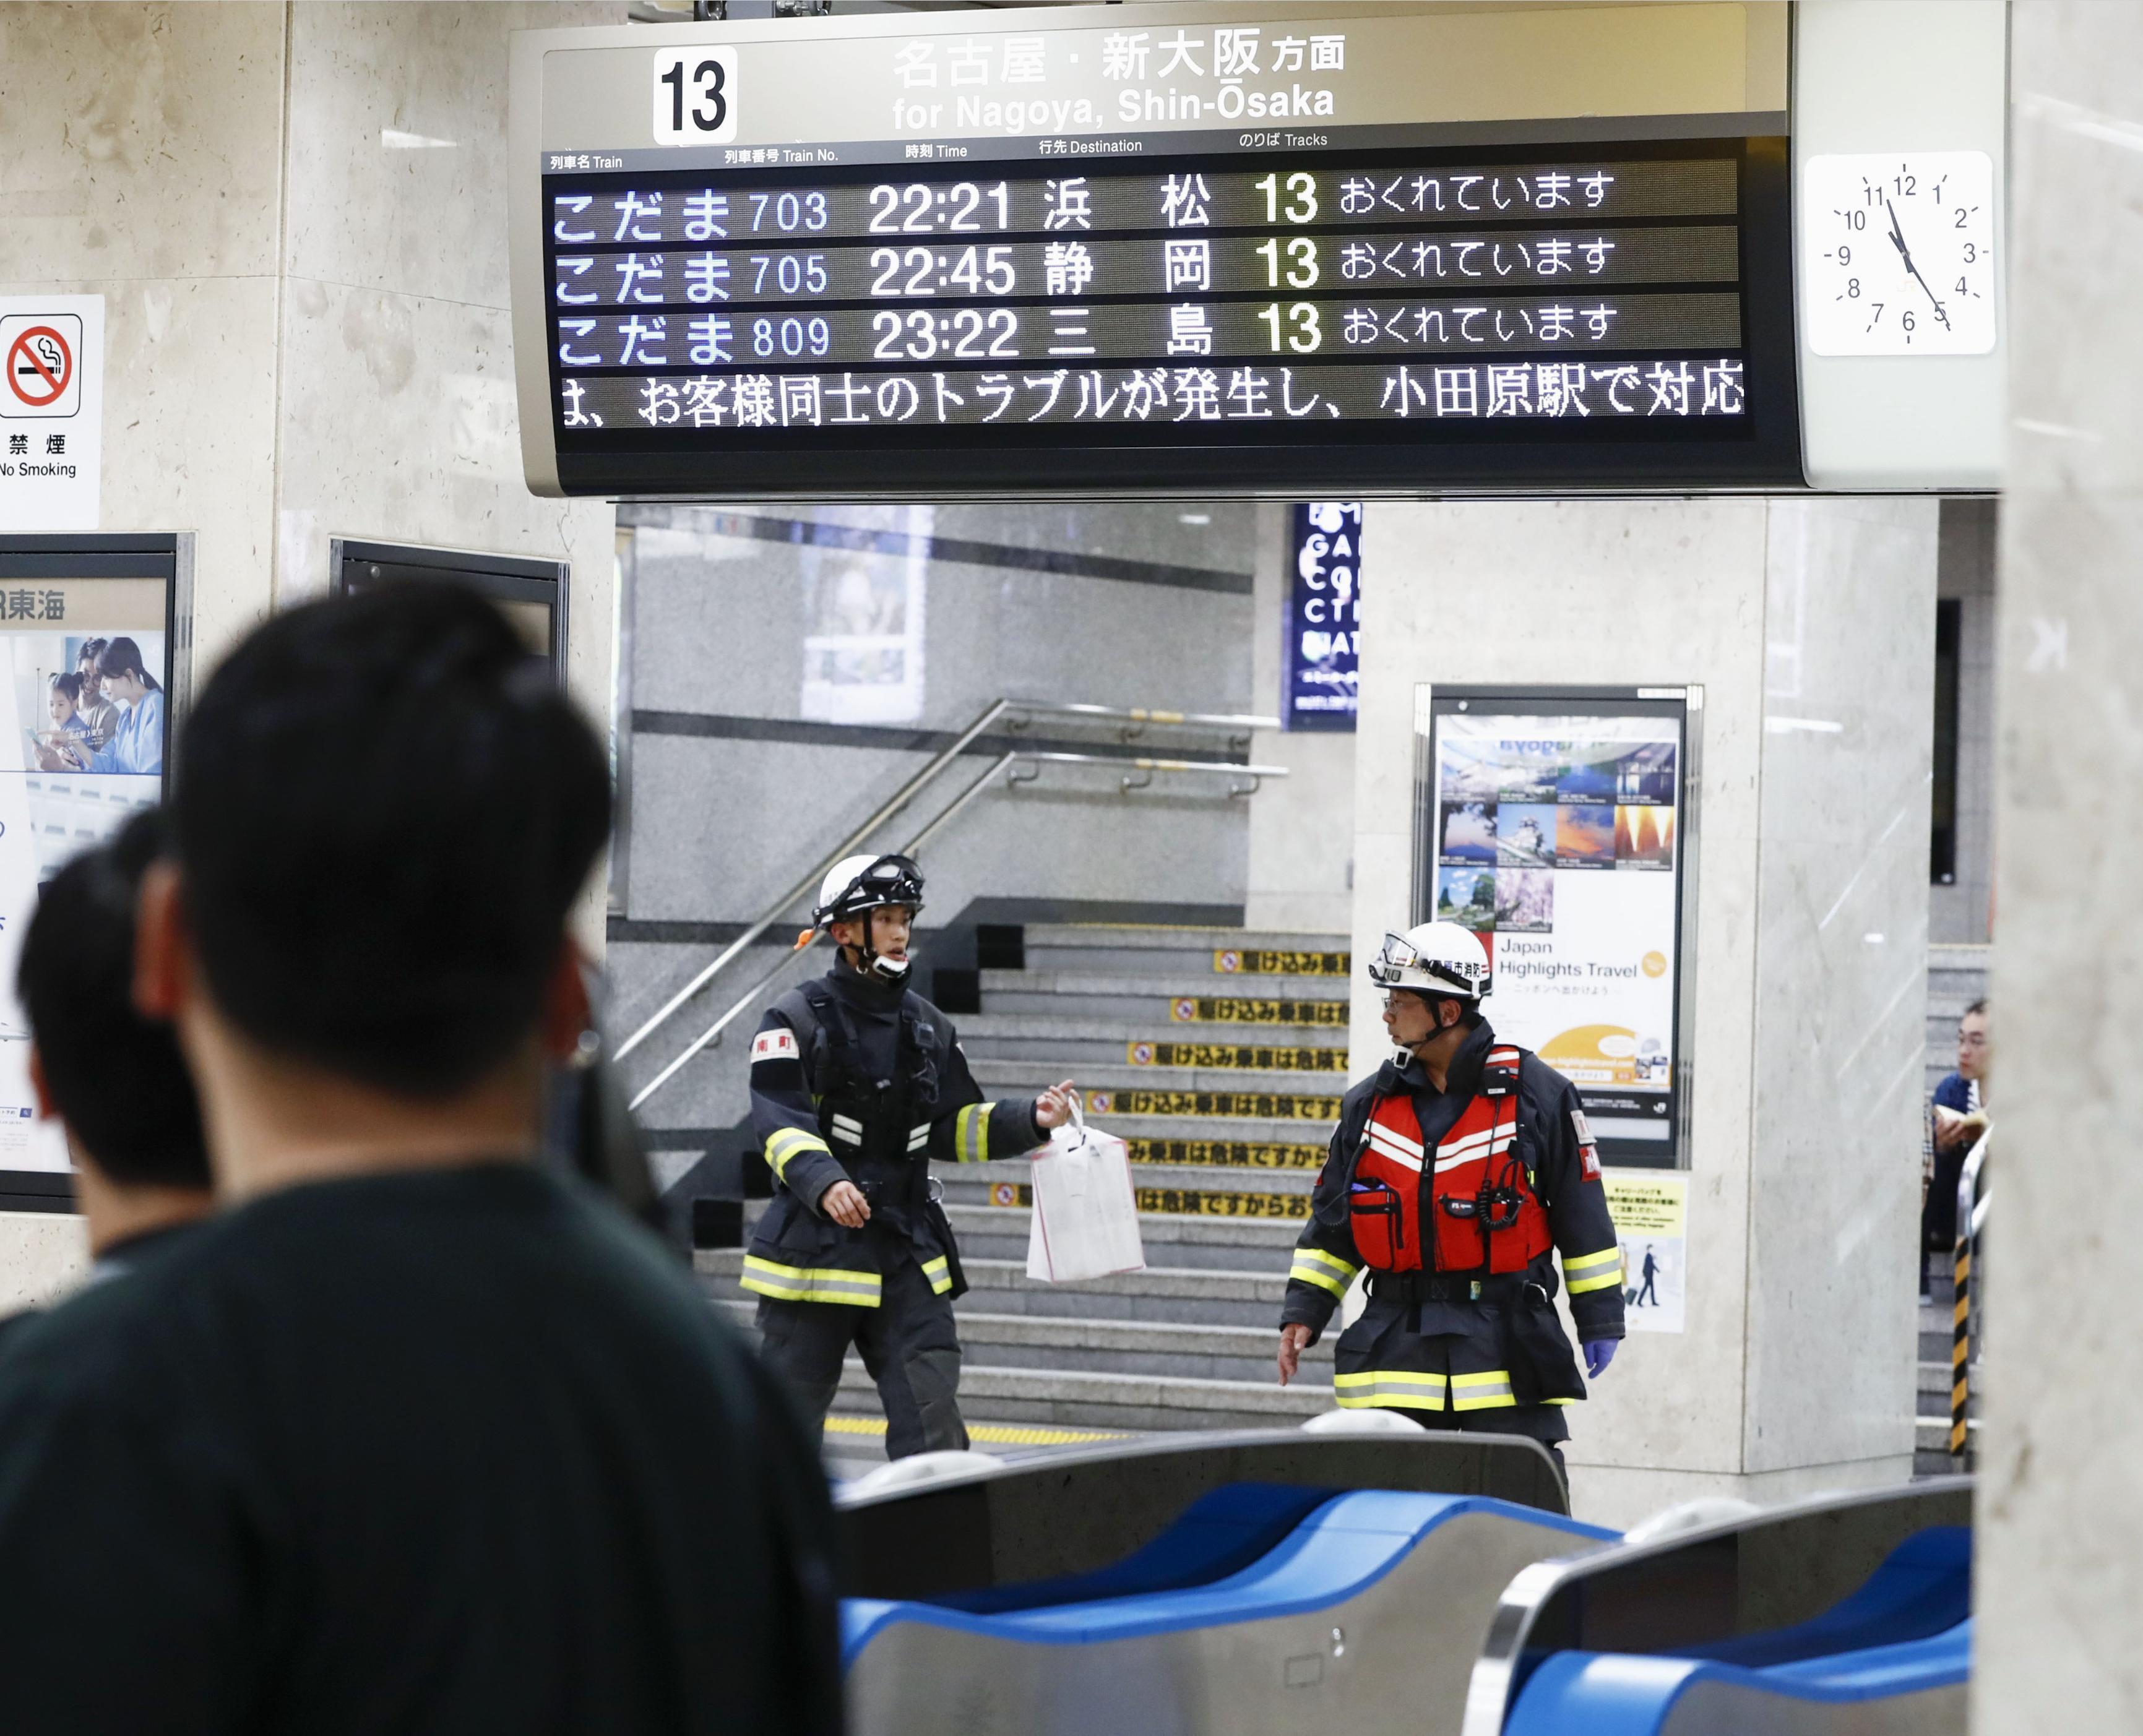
[1803,151,1996,355]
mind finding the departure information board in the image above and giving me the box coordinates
[511,2,1797,497]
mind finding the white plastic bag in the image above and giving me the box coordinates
[1024,1098,1146,1283]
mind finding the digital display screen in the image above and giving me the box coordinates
[515,4,1798,496]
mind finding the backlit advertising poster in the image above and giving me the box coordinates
[0,572,170,1175]
[1283,503,1360,731]
[1420,690,1691,1164]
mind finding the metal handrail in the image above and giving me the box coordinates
[1949,1130,1990,1463]
[613,695,1274,1089]
[612,698,1015,1063]
[623,751,1019,1114]
[1004,750,1289,796]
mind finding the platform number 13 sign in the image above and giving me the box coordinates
[652,46,738,146]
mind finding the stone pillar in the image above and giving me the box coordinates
[1974,6,2143,1729]
[1355,496,1938,1527]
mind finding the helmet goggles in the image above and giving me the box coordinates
[1366,929,1490,1000]
[814,853,925,929]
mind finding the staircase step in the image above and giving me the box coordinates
[697,1248,1290,1328]
[936,1162,1316,1211]
[975,986,1350,1022]
[958,1010,1345,1044]
[717,1299,1330,1383]
[970,1059,1348,1099]
[833,1360,1336,1433]
[936,1201,1303,1271]
[983,969,1353,1002]
[1918,1359,1983,1403]
[960,1032,1352,1069]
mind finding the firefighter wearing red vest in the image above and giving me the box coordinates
[1277,922,1625,1453]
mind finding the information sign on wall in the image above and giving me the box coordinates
[1604,1170,1688,1332]
[1417,685,1694,1166]
[510,2,1798,498]
[0,297,103,531]
[1285,501,1358,731]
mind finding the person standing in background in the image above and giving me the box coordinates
[14,810,213,1292]
[1923,999,1991,1299]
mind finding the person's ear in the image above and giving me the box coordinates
[540,939,595,1064]
[133,861,191,1021]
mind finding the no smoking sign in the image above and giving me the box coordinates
[0,296,103,529]
[1,314,82,419]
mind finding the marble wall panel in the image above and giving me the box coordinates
[273,277,613,721]
[0,1214,88,1314]
[626,507,1255,728]
[626,731,1249,927]
[1931,500,1998,945]
[1357,497,1770,1482]
[1742,497,1934,1475]
[1977,6,2143,1732]
[1246,502,1355,936]
[0,2,286,285]
[281,1,624,312]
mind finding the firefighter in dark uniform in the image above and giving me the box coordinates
[1277,922,1625,1461]
[743,853,1077,1458]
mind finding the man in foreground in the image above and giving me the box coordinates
[16,809,213,1289]
[0,588,840,1734]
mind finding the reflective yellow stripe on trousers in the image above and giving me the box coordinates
[921,1255,952,1296]
[1333,1369,1448,1411]
[1563,1245,1624,1295]
[1288,1246,1359,1299]
[1450,1370,1517,1411]
[739,1257,882,1307]
[763,1125,831,1187]
[954,1102,991,1164]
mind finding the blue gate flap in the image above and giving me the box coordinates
[843,1489,1613,1667]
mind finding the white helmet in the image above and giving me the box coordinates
[1366,921,1491,1002]
[811,853,925,983]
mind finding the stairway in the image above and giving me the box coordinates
[694,922,1356,1469]
[1924,943,1991,1098]
[1915,1269,1980,1477]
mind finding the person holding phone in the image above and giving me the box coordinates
[33,638,162,776]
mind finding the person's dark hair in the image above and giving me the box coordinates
[75,637,108,673]
[95,635,161,694]
[48,672,80,707]
[17,810,209,1188]
[174,586,609,1097]
[1962,999,1988,1020]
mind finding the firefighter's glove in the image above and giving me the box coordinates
[1582,1339,1618,1380]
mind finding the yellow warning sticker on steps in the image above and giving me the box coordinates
[1128,1040,1349,1072]
[1128,1138,1327,1169]
[1170,996,1349,1027]
[826,1416,1130,1446]
[1086,1089,1343,1120]
[1214,948,1350,976]
[988,1184,1312,1220]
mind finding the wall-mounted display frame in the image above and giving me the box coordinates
[0,533,191,1211]
[329,539,571,685]
[1413,682,1700,1169]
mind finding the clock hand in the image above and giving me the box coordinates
[1885,197,1952,329]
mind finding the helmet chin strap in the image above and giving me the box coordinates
[843,929,912,984]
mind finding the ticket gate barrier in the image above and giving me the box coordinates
[845,1485,1616,1736]
[1460,1478,1974,1736]
[835,1426,1570,1601]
